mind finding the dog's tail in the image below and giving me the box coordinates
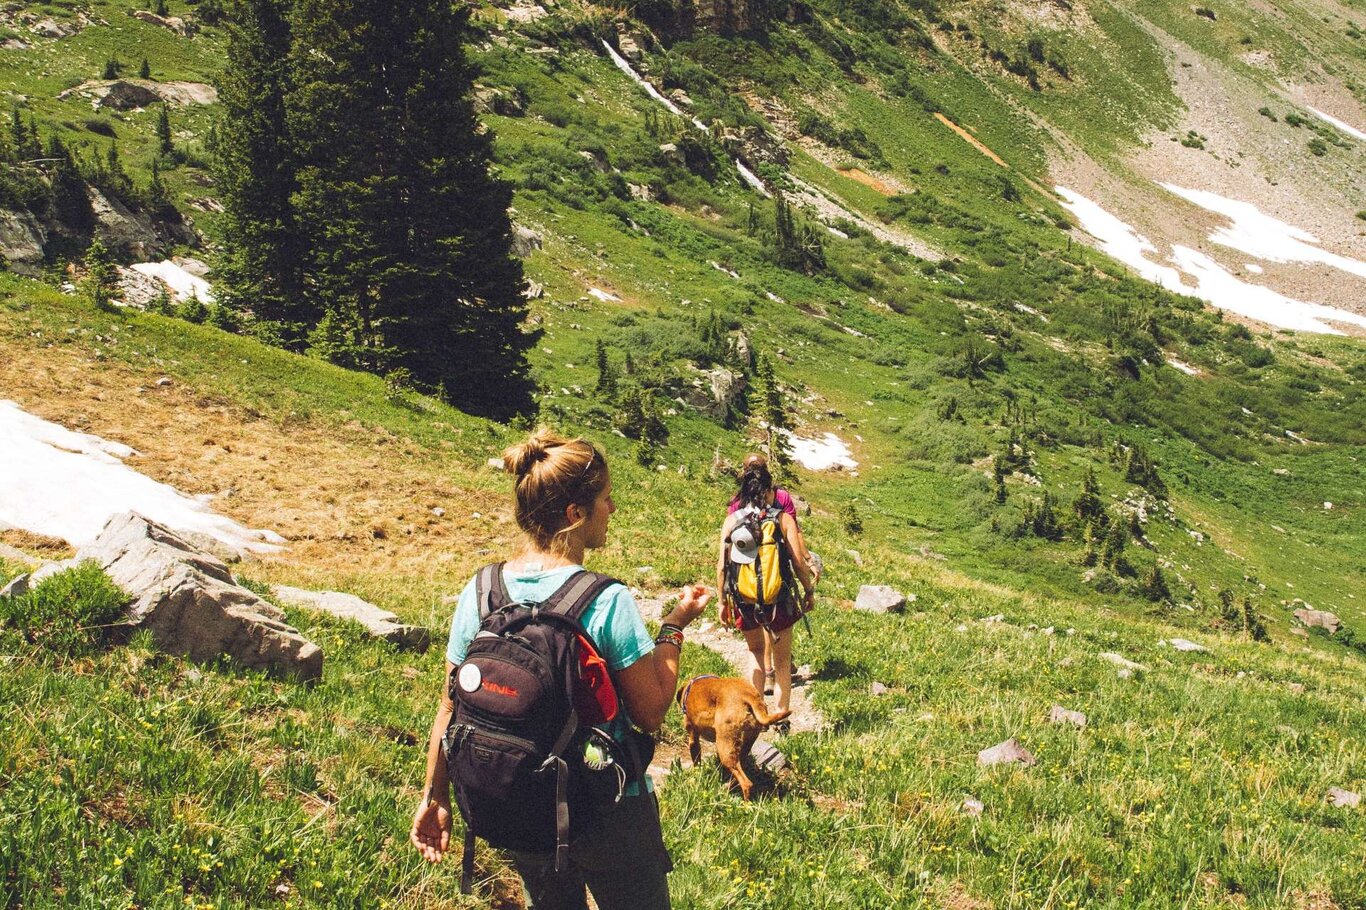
[745,691,792,728]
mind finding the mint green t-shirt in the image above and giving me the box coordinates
[445,563,656,795]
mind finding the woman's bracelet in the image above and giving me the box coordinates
[655,623,684,650]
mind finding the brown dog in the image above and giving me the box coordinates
[676,676,791,799]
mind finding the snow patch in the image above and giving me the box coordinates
[1166,356,1200,376]
[1244,263,1263,274]
[1159,184,1366,281]
[1307,107,1366,142]
[130,260,215,302]
[0,400,283,552]
[587,287,621,302]
[1056,186,1366,335]
[782,430,857,471]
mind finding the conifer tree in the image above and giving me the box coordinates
[595,339,617,398]
[287,0,532,419]
[139,57,151,79]
[215,0,310,347]
[155,105,172,156]
[755,354,792,474]
[82,238,120,310]
[46,135,94,236]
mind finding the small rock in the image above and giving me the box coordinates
[1117,668,1134,680]
[1327,787,1360,808]
[1323,502,1333,510]
[1041,626,1055,635]
[1164,638,1208,653]
[1064,628,1076,636]
[431,507,445,518]
[870,681,888,696]
[486,457,505,471]
[955,624,968,633]
[751,738,786,771]
[977,738,1036,768]
[1288,682,1306,694]
[1099,652,1147,672]
[1047,705,1087,728]
[511,225,542,258]
[961,797,984,817]
[846,549,863,567]
[854,585,906,614]
[0,573,30,598]
[156,376,173,387]
[979,614,1005,624]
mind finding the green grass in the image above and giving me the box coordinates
[1,0,1365,905]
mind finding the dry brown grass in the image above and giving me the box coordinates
[0,338,513,606]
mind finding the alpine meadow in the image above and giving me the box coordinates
[0,0,1364,907]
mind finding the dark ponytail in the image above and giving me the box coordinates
[737,463,773,510]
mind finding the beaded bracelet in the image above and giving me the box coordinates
[654,623,684,650]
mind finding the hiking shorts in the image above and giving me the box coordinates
[508,791,673,910]
[729,595,802,634]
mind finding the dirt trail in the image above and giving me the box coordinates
[636,593,826,737]
[934,113,1008,167]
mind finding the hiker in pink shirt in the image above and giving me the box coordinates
[725,453,821,692]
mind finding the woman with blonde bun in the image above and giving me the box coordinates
[412,428,710,909]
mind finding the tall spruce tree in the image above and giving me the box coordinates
[287,0,533,419]
[215,0,311,347]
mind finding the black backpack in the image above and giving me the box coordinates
[444,563,647,893]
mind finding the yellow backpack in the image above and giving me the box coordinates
[726,506,794,622]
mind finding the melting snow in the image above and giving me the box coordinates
[1244,263,1263,274]
[1158,184,1366,280]
[1307,107,1366,142]
[1056,186,1366,335]
[1166,356,1200,376]
[0,400,283,552]
[603,39,768,198]
[783,430,858,471]
[130,260,215,302]
[587,287,621,302]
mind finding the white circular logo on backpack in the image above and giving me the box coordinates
[458,663,482,693]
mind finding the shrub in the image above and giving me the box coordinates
[1194,7,1217,20]
[1307,138,1328,156]
[0,562,127,659]
[1257,107,1277,122]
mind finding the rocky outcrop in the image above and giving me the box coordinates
[97,81,162,111]
[678,0,768,34]
[31,513,322,680]
[720,125,789,170]
[272,586,430,652]
[681,366,746,420]
[0,209,48,275]
[89,187,194,259]
[132,10,192,36]
[472,86,524,117]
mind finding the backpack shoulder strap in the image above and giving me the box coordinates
[541,570,621,624]
[476,561,512,620]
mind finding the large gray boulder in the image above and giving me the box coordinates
[511,225,542,258]
[32,513,322,680]
[272,586,430,652]
[854,584,907,614]
[1293,608,1341,634]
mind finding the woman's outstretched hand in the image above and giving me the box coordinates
[410,797,452,863]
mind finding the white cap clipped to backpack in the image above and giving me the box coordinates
[729,523,759,564]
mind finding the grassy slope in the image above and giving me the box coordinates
[2,0,1366,907]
